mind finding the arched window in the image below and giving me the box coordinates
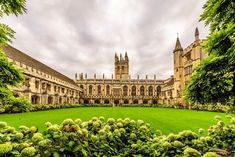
[117,66,120,72]
[140,86,145,96]
[131,86,136,96]
[123,86,128,96]
[89,85,93,95]
[97,85,101,95]
[122,66,124,71]
[106,85,110,96]
[148,86,153,96]
[157,86,161,97]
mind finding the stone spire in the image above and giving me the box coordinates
[125,52,129,61]
[115,53,119,62]
[173,37,183,52]
[195,27,199,41]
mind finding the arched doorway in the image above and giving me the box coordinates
[124,99,129,104]
[143,99,148,104]
[152,99,158,104]
[84,99,89,104]
[95,99,100,104]
[104,99,110,104]
[31,95,40,104]
[133,99,138,104]
[114,100,120,106]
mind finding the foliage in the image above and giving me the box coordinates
[0,0,28,108]
[185,0,235,105]
[0,116,234,156]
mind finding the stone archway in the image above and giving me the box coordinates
[114,99,120,106]
[48,96,53,104]
[31,95,40,104]
[133,99,138,104]
[94,99,100,104]
[104,99,110,104]
[143,99,148,104]
[123,99,129,104]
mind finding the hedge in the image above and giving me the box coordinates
[0,115,234,156]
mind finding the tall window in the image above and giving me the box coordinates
[89,85,93,95]
[123,86,128,96]
[148,86,153,96]
[131,86,136,96]
[106,85,110,96]
[157,86,161,97]
[97,85,101,95]
[140,86,145,96]
[35,80,39,89]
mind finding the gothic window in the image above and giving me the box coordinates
[89,85,93,95]
[97,85,101,95]
[123,86,128,96]
[140,86,145,96]
[122,66,124,71]
[54,86,57,92]
[25,78,30,87]
[47,84,51,91]
[148,86,153,96]
[157,86,161,97]
[106,85,110,96]
[117,66,120,72]
[131,86,136,96]
[35,80,39,89]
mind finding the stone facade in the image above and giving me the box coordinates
[77,28,206,106]
[76,53,174,106]
[3,27,206,106]
[3,45,80,104]
[172,28,207,104]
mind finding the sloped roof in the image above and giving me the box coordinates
[2,45,77,86]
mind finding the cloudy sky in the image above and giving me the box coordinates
[3,0,209,80]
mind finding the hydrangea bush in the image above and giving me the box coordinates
[0,116,234,156]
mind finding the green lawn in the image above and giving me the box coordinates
[0,107,231,134]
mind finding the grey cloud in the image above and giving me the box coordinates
[3,0,209,80]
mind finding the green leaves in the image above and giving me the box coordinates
[185,0,235,106]
[0,0,27,17]
[0,116,234,156]
[0,0,27,106]
[0,24,15,45]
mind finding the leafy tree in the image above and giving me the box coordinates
[0,0,27,103]
[185,0,235,106]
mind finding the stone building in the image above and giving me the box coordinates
[76,28,206,106]
[2,27,205,106]
[172,27,207,104]
[3,45,80,104]
[76,52,174,106]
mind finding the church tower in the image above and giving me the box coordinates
[115,52,129,80]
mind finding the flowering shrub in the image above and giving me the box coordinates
[0,116,234,156]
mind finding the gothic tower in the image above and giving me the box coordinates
[173,36,184,102]
[115,52,129,80]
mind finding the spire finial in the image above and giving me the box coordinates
[173,36,183,53]
[195,27,199,41]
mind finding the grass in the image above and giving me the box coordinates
[0,107,231,134]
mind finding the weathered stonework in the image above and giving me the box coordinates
[3,28,206,106]
[76,28,206,106]
[3,45,80,104]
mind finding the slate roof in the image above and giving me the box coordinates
[2,45,77,86]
